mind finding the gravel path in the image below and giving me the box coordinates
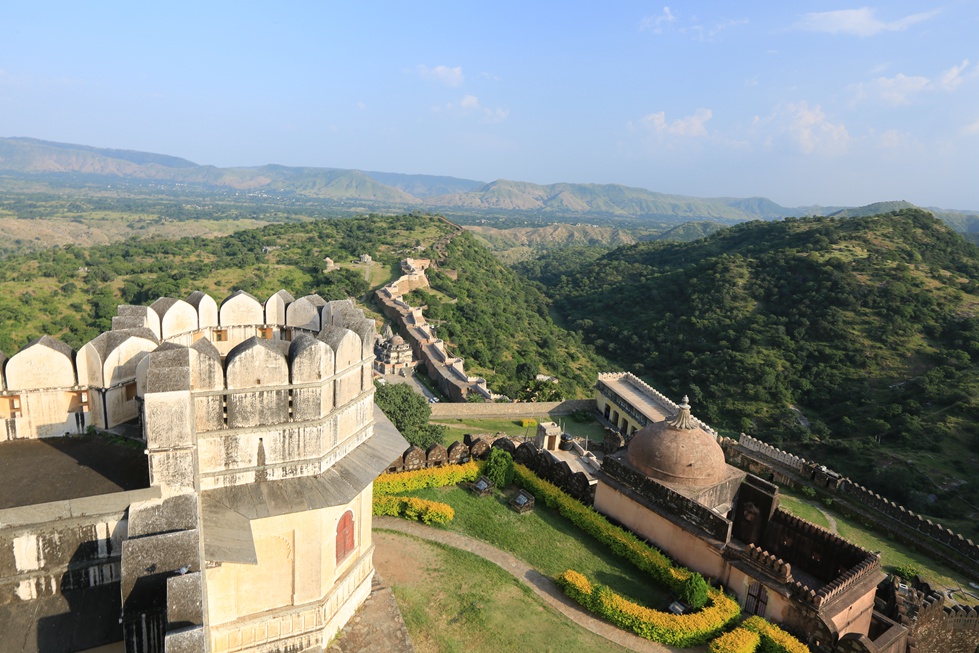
[374,516,686,653]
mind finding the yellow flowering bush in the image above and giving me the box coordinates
[741,616,809,653]
[373,495,455,525]
[374,461,481,496]
[558,570,740,646]
[709,628,762,653]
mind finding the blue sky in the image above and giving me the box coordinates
[2,2,978,208]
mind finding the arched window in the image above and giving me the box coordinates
[336,510,355,564]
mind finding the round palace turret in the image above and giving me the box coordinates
[625,396,727,486]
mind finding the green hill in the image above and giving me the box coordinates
[521,209,979,536]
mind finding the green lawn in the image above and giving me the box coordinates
[402,485,673,609]
[776,492,832,530]
[377,531,632,653]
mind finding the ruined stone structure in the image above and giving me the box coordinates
[726,433,979,582]
[0,291,408,653]
[375,258,493,402]
[373,328,417,377]
[879,577,979,653]
[593,372,906,653]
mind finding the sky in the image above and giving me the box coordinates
[1,2,978,209]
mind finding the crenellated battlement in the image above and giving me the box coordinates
[0,291,376,442]
[737,433,810,473]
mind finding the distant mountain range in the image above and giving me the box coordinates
[1,137,977,228]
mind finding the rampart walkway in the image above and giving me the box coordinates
[374,516,681,653]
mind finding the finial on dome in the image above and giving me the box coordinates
[668,395,697,430]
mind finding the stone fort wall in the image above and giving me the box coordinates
[727,434,979,578]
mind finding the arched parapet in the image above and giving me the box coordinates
[6,336,77,391]
[189,338,224,392]
[79,330,159,429]
[79,330,159,388]
[151,297,199,341]
[186,291,218,328]
[225,337,290,429]
[348,318,376,391]
[286,295,323,333]
[318,326,364,407]
[290,335,335,420]
[318,326,362,372]
[113,305,162,341]
[219,290,264,327]
[325,300,367,330]
[0,337,87,439]
[188,339,225,433]
[264,290,295,327]
[289,335,335,383]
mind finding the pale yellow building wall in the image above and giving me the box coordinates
[594,392,641,436]
[594,481,728,579]
[206,489,374,653]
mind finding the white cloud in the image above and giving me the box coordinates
[437,95,509,124]
[870,73,932,104]
[852,59,974,105]
[877,129,908,148]
[640,108,713,137]
[417,64,464,87]
[939,59,970,91]
[640,6,676,34]
[794,8,939,37]
[776,100,851,156]
[965,118,979,136]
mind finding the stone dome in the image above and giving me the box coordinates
[625,397,727,486]
[390,334,406,347]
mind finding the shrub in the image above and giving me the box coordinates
[484,448,515,488]
[679,572,710,610]
[521,418,538,427]
[742,616,809,653]
[558,570,740,647]
[373,495,455,525]
[800,486,817,499]
[709,628,761,653]
[374,461,481,496]
[894,563,920,580]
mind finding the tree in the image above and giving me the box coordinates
[678,572,709,610]
[483,448,515,488]
[373,382,445,448]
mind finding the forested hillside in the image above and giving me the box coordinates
[521,209,979,533]
[405,230,605,400]
[0,213,602,398]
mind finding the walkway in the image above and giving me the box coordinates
[374,516,682,653]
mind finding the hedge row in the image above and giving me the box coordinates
[374,461,481,496]
[373,495,455,525]
[558,570,740,646]
[709,628,762,653]
[513,464,685,591]
[742,616,810,653]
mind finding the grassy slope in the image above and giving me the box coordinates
[377,531,633,653]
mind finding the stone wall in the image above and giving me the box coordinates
[428,399,595,420]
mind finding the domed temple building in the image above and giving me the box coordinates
[595,372,908,653]
[0,291,408,653]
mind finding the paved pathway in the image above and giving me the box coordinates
[374,516,683,653]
